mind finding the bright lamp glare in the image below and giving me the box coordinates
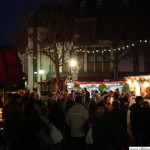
[70,59,77,67]
[39,70,45,74]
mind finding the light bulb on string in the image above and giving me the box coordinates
[132,44,134,46]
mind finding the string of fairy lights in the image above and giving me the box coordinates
[74,39,149,54]
[25,39,149,59]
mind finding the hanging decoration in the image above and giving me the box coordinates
[73,39,149,54]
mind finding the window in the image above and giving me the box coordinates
[103,46,110,62]
[95,47,102,62]
[96,56,102,62]
[89,56,94,62]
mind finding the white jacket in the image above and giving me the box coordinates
[66,103,89,137]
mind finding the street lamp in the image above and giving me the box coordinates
[39,69,45,95]
[70,59,78,81]
[70,59,77,67]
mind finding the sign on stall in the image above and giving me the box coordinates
[72,73,78,81]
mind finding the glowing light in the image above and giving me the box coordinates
[143,82,149,87]
[133,81,138,87]
[70,59,77,67]
[39,70,45,74]
[127,80,132,85]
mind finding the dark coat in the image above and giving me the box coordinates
[110,108,129,148]
[21,114,51,150]
[47,101,65,132]
[92,113,114,150]
[129,103,144,132]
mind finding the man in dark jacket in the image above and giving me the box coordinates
[110,100,129,149]
[92,102,114,150]
[129,96,144,146]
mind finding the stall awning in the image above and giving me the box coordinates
[0,47,24,86]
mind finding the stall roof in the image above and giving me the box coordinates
[125,75,150,80]
[74,81,125,85]
[0,47,24,86]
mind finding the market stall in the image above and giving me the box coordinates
[67,80,125,95]
[125,75,150,97]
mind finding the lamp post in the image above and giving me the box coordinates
[70,59,78,81]
[39,69,45,95]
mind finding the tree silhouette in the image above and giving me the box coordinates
[14,0,80,91]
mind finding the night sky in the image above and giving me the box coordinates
[0,0,68,45]
[0,0,131,46]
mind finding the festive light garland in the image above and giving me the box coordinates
[74,39,149,54]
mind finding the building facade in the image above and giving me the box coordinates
[18,0,150,94]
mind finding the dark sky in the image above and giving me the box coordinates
[1,0,130,46]
[0,0,68,45]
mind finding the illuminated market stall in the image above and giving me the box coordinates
[67,80,125,95]
[125,75,150,97]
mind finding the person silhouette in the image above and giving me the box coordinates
[0,96,3,108]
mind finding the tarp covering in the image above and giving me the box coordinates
[0,47,24,86]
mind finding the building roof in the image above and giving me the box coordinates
[0,47,24,87]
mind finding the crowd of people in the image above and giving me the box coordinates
[0,88,149,150]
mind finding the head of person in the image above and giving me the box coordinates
[143,101,149,109]
[75,95,82,104]
[50,95,57,103]
[96,101,105,118]
[135,96,144,106]
[84,88,87,91]
[112,100,120,109]
[71,90,75,94]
